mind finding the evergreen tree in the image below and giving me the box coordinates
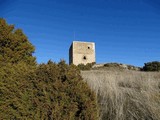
[0,18,36,65]
[143,61,160,71]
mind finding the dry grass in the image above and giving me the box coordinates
[81,69,160,120]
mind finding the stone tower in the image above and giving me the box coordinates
[69,41,95,65]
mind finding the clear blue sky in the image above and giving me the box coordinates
[1,0,160,66]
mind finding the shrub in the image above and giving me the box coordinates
[0,61,99,119]
[77,62,95,70]
[30,61,99,119]
[0,63,35,119]
[104,63,120,67]
[0,18,36,65]
[143,61,160,71]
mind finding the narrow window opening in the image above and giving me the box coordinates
[83,56,87,60]
[88,46,90,49]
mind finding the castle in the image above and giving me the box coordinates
[69,41,95,65]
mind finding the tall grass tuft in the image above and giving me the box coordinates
[81,69,160,120]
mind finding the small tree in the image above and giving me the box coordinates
[143,61,160,71]
[0,18,36,65]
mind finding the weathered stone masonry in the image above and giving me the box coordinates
[69,41,95,65]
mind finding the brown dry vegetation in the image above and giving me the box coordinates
[81,69,160,120]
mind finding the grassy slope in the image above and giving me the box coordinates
[81,68,160,120]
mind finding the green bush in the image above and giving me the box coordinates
[77,62,95,70]
[0,63,36,119]
[0,61,99,119]
[104,63,120,67]
[0,18,36,65]
[30,61,99,119]
[143,61,160,71]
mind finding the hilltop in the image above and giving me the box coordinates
[92,63,141,71]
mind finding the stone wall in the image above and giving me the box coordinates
[69,41,95,65]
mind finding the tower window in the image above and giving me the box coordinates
[83,56,87,60]
[88,46,90,49]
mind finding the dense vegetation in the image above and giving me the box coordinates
[0,18,99,119]
[77,62,95,70]
[0,18,36,65]
[143,61,160,71]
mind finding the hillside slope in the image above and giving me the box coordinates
[81,69,160,120]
